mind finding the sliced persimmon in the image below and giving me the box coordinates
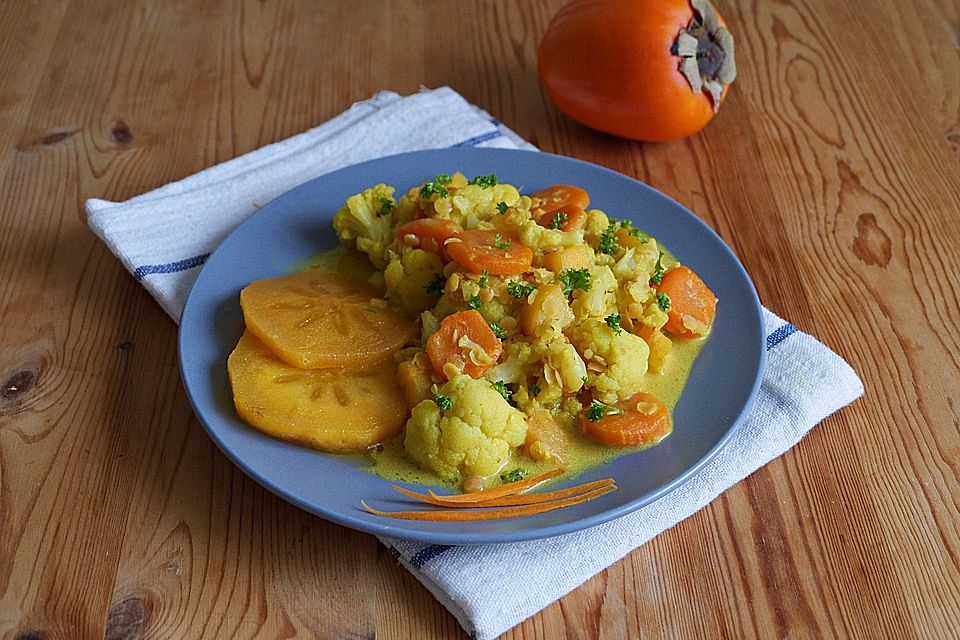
[446,230,532,276]
[240,270,416,369]
[227,331,407,452]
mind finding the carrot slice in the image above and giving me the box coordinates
[395,218,463,261]
[426,309,502,380]
[426,468,564,503]
[580,392,672,447]
[362,484,616,521]
[657,265,717,339]
[531,185,590,215]
[446,230,532,276]
[536,205,586,232]
[391,478,614,508]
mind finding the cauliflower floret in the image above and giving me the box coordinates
[333,184,396,268]
[571,266,617,321]
[583,209,610,247]
[567,319,649,403]
[384,249,444,314]
[404,375,528,482]
[431,181,521,228]
[543,338,587,394]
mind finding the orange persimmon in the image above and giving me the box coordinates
[426,309,503,380]
[538,0,737,141]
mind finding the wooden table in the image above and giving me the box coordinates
[1,1,957,637]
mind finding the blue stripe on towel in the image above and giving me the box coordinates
[451,129,503,148]
[411,544,453,568]
[766,323,797,350]
[133,253,210,280]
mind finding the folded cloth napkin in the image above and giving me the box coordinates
[86,87,863,640]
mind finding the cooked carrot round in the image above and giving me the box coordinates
[580,392,672,447]
[447,230,532,276]
[657,265,717,339]
[536,204,586,232]
[395,218,463,261]
[426,309,502,380]
[531,185,590,215]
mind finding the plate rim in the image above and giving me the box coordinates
[178,147,766,545]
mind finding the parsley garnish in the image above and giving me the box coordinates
[419,173,452,199]
[530,383,541,395]
[425,274,445,296]
[478,269,488,289]
[433,393,452,411]
[469,174,498,188]
[548,211,569,230]
[467,295,482,310]
[489,321,506,339]
[500,468,528,483]
[491,380,512,402]
[598,221,620,255]
[378,197,394,216]
[506,281,535,298]
[493,233,512,249]
[605,313,622,335]
[496,201,508,214]
[650,252,665,285]
[657,292,671,311]
[585,400,623,421]
[559,268,591,296]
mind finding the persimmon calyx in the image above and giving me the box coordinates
[673,0,736,112]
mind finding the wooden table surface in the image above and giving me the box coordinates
[2,1,958,638]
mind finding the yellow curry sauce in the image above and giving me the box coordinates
[304,246,705,487]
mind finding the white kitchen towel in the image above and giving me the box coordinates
[86,87,864,640]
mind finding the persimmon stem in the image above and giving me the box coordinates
[674,0,736,112]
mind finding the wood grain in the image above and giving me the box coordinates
[1,0,957,638]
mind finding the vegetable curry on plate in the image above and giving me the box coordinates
[227,171,717,504]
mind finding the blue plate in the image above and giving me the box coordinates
[179,148,765,545]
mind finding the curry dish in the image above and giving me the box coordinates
[227,172,717,491]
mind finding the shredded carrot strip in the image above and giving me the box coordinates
[362,484,616,521]
[391,478,614,508]
[425,468,565,504]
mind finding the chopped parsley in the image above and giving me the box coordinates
[425,274,445,296]
[559,267,591,296]
[548,211,569,230]
[507,281,535,298]
[491,380,512,402]
[496,201,508,214]
[378,197,394,216]
[419,173,452,199]
[489,321,507,339]
[493,233,512,249]
[650,252,665,285]
[597,221,620,255]
[657,292,671,311]
[585,400,624,422]
[530,383,541,395]
[467,295,482,310]
[478,269,489,289]
[433,393,452,411]
[469,174,498,188]
[500,468,528,483]
[619,219,649,241]
[605,313,622,335]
